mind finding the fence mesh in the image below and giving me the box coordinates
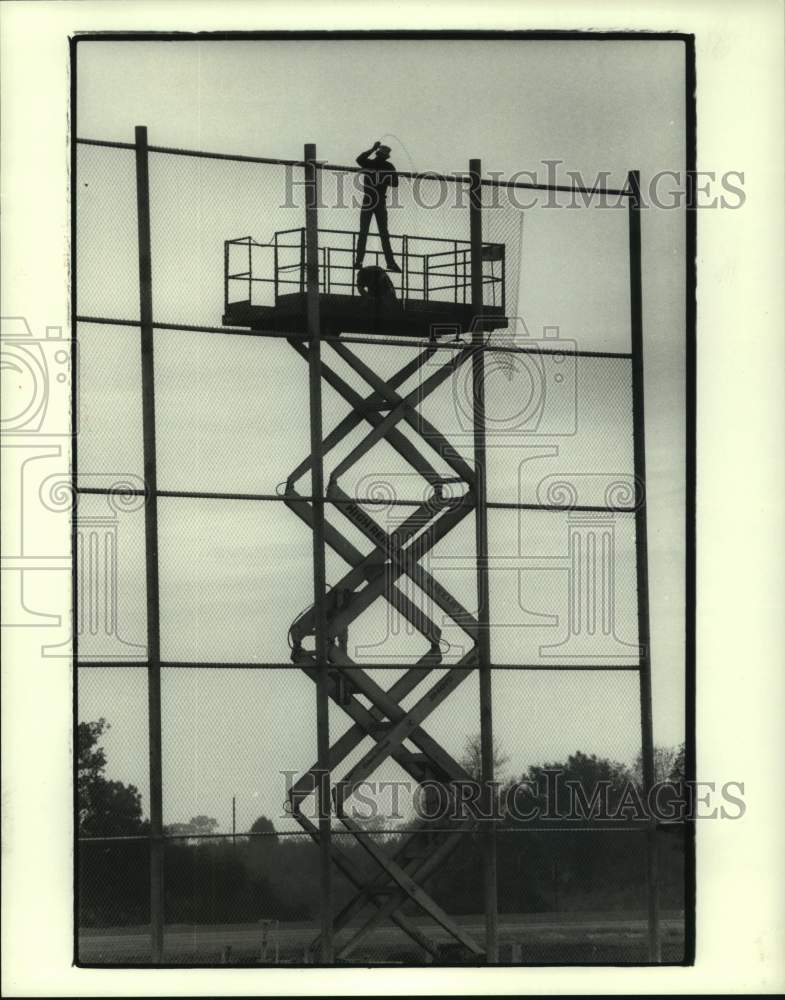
[76,322,145,484]
[74,137,684,967]
[159,667,316,833]
[486,186,632,356]
[76,144,140,323]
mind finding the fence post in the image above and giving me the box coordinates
[470,157,498,964]
[274,237,279,304]
[305,142,334,964]
[402,234,408,303]
[628,168,662,962]
[501,249,506,315]
[134,124,164,964]
[300,228,305,294]
[223,240,229,312]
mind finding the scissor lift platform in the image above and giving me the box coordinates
[222,228,508,337]
[223,291,508,337]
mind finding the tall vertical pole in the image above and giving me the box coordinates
[70,49,80,964]
[628,169,662,962]
[232,795,236,846]
[135,125,164,963]
[304,142,333,963]
[470,158,498,963]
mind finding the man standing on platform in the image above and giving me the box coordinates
[354,140,401,272]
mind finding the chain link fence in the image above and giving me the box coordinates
[74,133,685,966]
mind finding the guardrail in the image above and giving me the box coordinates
[224,228,505,313]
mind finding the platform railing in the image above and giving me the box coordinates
[224,228,505,313]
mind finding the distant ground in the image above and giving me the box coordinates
[79,910,686,965]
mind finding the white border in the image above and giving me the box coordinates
[2,1,784,995]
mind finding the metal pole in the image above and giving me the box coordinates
[224,240,229,311]
[627,169,662,962]
[300,229,305,294]
[71,56,80,965]
[305,142,334,963]
[134,125,164,963]
[470,158,498,963]
[274,238,279,304]
[403,234,408,303]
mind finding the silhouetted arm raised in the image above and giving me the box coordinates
[356,141,381,167]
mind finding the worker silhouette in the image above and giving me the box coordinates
[354,140,401,272]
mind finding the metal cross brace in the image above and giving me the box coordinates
[284,333,488,959]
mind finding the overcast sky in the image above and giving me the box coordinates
[75,37,687,833]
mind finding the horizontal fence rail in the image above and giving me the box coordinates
[75,136,634,197]
[75,485,638,515]
[75,314,634,359]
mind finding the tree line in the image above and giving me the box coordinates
[78,719,685,928]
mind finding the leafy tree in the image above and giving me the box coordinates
[249,815,278,842]
[490,748,687,914]
[78,719,108,782]
[189,815,219,836]
[77,718,149,927]
[244,815,281,884]
[350,813,395,836]
[630,743,688,822]
[669,742,686,784]
[513,751,635,819]
[77,718,148,837]
[632,744,683,786]
[459,733,510,781]
[165,815,220,841]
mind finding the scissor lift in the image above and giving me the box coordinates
[223,226,505,960]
